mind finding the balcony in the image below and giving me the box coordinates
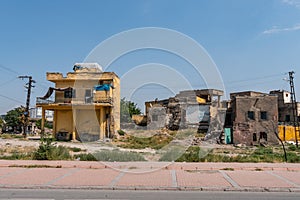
[36,96,113,106]
[36,97,54,105]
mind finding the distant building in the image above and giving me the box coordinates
[270,90,300,123]
[29,107,53,121]
[36,63,120,141]
[226,91,279,145]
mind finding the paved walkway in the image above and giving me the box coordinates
[1,160,300,192]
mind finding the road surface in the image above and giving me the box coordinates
[0,189,300,200]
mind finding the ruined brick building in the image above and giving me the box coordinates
[270,90,300,123]
[225,91,279,145]
[270,90,300,142]
[36,63,120,141]
[144,89,226,137]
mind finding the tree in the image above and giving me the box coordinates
[120,98,141,123]
[36,119,53,129]
[4,106,25,133]
[0,118,4,133]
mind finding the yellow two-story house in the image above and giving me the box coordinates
[36,63,120,142]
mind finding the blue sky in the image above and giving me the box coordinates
[0,0,300,114]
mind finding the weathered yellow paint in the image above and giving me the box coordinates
[196,96,206,104]
[56,110,73,133]
[37,64,120,141]
[278,125,300,141]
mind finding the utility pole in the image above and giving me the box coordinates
[288,71,299,148]
[19,76,35,138]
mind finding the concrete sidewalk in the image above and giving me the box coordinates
[1,160,300,192]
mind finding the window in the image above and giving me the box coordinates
[253,133,257,142]
[285,115,291,122]
[64,89,76,98]
[248,111,255,120]
[260,132,268,141]
[85,89,92,97]
[260,111,267,120]
[85,89,92,103]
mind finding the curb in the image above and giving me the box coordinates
[0,185,298,193]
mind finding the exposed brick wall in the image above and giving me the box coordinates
[231,94,279,145]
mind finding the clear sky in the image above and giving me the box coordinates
[0,0,300,114]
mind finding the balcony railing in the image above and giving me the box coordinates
[36,97,54,105]
[36,97,112,105]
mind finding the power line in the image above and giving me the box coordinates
[0,64,20,75]
[0,94,24,104]
[0,77,19,89]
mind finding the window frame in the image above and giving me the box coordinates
[247,111,255,120]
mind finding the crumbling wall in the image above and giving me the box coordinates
[205,102,226,141]
[231,95,279,145]
[147,106,167,130]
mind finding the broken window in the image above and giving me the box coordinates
[247,111,255,120]
[64,89,76,98]
[85,89,92,103]
[260,111,267,120]
[285,115,291,122]
[260,132,267,141]
[253,133,257,142]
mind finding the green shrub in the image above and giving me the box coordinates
[68,147,83,152]
[75,150,146,162]
[288,145,297,151]
[33,137,71,160]
[0,153,32,160]
[74,153,97,161]
[118,134,172,150]
[117,129,126,136]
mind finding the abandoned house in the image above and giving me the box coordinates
[226,91,279,145]
[144,89,226,137]
[270,90,300,142]
[270,90,300,123]
[36,63,120,142]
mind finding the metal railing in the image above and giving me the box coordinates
[36,97,54,104]
[36,97,113,105]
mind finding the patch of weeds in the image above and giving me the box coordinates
[255,168,263,171]
[118,134,173,150]
[128,166,138,170]
[74,153,97,161]
[159,146,187,162]
[221,168,234,171]
[75,150,146,162]
[93,150,146,162]
[176,146,202,162]
[288,145,297,151]
[9,164,62,168]
[68,147,83,152]
[286,152,300,163]
[117,129,126,136]
[0,153,32,160]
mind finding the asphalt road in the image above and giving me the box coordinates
[0,189,300,200]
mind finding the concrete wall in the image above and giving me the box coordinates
[55,110,73,134]
[147,106,167,130]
